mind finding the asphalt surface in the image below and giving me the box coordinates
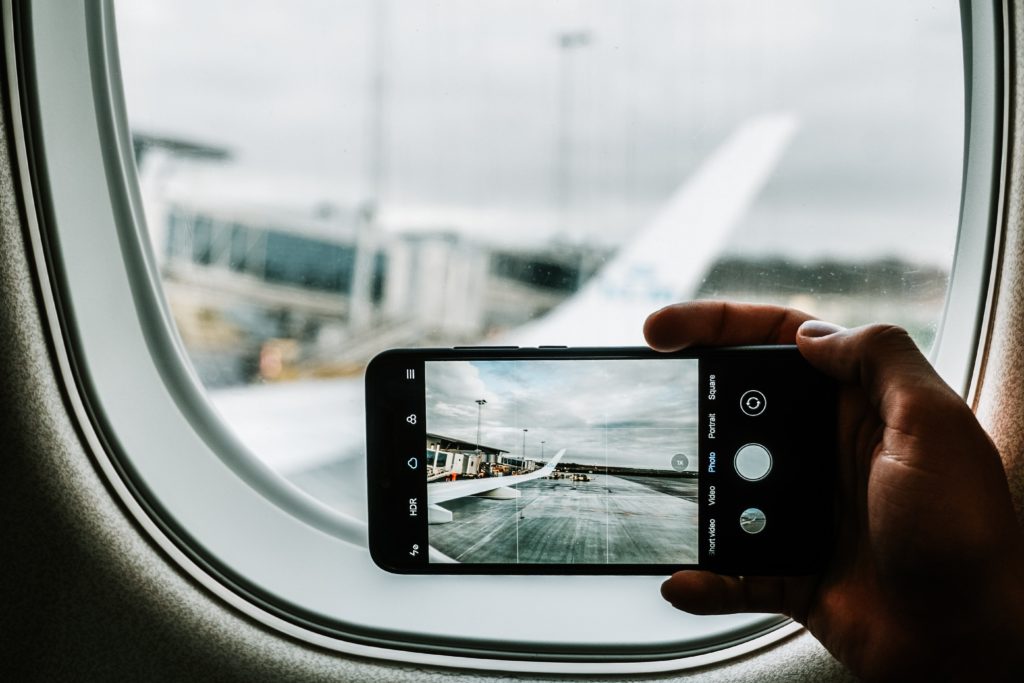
[428,473,698,564]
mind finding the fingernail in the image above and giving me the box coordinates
[799,320,844,338]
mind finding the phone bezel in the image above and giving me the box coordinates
[366,345,835,575]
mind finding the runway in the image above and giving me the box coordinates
[428,473,698,564]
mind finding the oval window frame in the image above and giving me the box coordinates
[3,0,1002,674]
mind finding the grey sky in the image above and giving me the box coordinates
[424,359,698,470]
[115,1,963,264]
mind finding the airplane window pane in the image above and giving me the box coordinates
[113,1,963,520]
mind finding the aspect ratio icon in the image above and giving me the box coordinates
[740,389,767,417]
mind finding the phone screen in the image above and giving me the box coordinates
[423,358,699,565]
[366,346,835,575]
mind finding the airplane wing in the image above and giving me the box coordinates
[427,449,565,505]
[209,376,365,474]
[206,114,798,476]
[510,113,799,346]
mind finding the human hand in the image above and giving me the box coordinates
[645,301,1024,681]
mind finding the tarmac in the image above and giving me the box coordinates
[429,473,698,564]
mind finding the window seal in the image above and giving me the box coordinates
[933,0,1006,401]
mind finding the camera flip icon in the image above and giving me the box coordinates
[739,390,766,417]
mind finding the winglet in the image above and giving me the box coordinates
[512,113,799,346]
[427,448,567,505]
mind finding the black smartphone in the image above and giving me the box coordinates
[365,345,836,575]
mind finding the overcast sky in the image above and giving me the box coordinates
[425,359,698,470]
[115,1,963,264]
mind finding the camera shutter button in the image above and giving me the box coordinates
[734,443,772,481]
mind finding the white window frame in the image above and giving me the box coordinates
[3,0,1002,674]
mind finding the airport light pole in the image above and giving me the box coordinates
[475,399,487,459]
[367,0,389,217]
[554,30,592,239]
[351,0,392,332]
[522,428,529,469]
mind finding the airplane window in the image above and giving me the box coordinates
[114,0,963,519]
[63,0,970,668]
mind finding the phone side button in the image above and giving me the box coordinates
[452,345,519,349]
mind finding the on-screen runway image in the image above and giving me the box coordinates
[429,472,698,564]
[423,357,700,565]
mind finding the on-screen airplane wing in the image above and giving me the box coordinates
[511,113,798,346]
[427,449,566,505]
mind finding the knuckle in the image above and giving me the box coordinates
[884,383,965,432]
[856,323,917,356]
[851,323,968,434]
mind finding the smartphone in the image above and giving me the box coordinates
[366,345,836,575]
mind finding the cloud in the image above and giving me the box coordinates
[117,0,963,258]
[425,359,698,469]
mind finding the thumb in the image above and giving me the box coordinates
[796,321,959,426]
[661,572,808,618]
